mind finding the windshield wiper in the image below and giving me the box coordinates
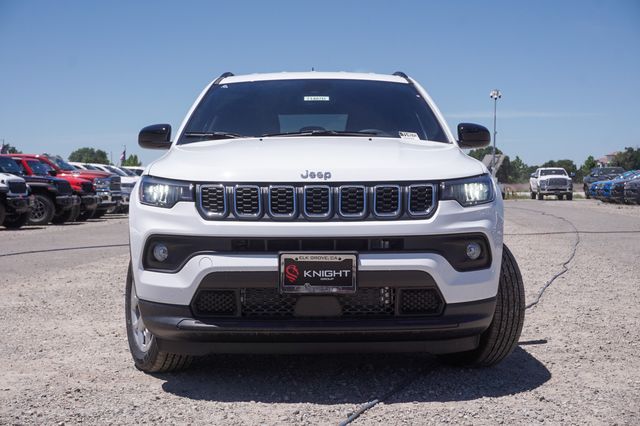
[183,131,244,140]
[260,130,378,138]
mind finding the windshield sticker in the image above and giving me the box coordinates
[304,96,330,102]
[399,131,420,140]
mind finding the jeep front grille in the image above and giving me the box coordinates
[8,181,28,195]
[55,180,73,195]
[197,183,437,221]
[80,181,93,194]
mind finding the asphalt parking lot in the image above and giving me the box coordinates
[1,200,639,425]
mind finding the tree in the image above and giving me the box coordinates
[68,147,110,164]
[468,147,503,161]
[0,143,21,154]
[509,156,529,183]
[122,154,142,167]
[610,147,640,170]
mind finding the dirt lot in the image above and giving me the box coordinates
[1,200,639,425]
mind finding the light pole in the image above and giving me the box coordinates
[489,89,502,177]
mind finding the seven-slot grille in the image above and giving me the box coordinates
[8,181,28,194]
[54,180,73,195]
[197,183,436,221]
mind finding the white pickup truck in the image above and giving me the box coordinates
[529,167,574,200]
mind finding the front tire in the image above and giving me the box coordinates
[52,205,79,224]
[566,193,573,201]
[537,192,544,200]
[125,262,193,373]
[28,194,55,225]
[3,211,30,229]
[584,185,591,199]
[441,244,525,367]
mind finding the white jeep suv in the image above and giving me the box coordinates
[127,71,525,372]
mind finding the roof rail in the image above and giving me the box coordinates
[213,72,234,85]
[392,71,410,82]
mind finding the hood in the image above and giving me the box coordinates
[0,172,25,183]
[539,174,570,180]
[148,137,485,182]
[58,169,111,180]
[21,174,56,185]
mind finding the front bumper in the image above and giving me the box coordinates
[139,296,495,355]
[80,195,99,210]
[5,195,30,213]
[55,194,80,209]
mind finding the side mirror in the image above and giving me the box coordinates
[48,170,58,176]
[457,123,490,149]
[530,173,536,178]
[139,124,172,150]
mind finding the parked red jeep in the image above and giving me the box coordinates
[10,154,104,220]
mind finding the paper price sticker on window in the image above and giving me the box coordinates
[399,131,420,140]
[304,96,330,102]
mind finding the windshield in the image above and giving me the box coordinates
[105,165,127,176]
[0,157,23,175]
[45,155,75,171]
[180,79,449,144]
[540,169,567,176]
[27,160,51,176]
[119,167,137,176]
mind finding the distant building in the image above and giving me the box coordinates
[597,152,619,166]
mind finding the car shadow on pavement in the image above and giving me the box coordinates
[159,347,549,404]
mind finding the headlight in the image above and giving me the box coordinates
[441,174,494,207]
[139,176,193,208]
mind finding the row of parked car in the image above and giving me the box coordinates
[583,167,640,203]
[0,153,141,229]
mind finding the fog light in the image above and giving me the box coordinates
[153,243,169,262]
[466,242,482,260]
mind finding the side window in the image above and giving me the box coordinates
[14,160,27,173]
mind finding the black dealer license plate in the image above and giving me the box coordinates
[279,252,357,294]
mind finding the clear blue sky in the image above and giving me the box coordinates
[1,0,638,167]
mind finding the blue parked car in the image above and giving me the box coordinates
[609,170,640,202]
[597,170,639,202]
